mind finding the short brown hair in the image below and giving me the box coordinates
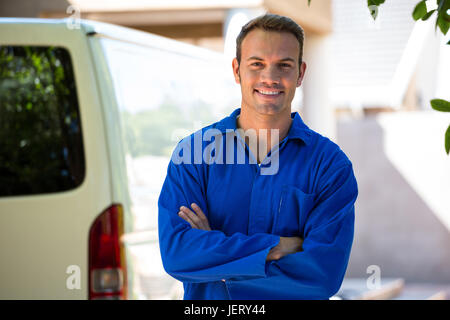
[236,13,304,66]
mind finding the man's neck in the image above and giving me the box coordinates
[236,107,292,142]
[236,106,293,163]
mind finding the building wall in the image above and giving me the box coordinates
[337,112,450,284]
[0,0,69,17]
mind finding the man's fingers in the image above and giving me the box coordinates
[190,203,211,231]
[181,206,202,226]
[179,205,205,229]
[178,210,198,229]
[191,203,207,220]
[178,204,211,231]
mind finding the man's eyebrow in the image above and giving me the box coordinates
[247,56,264,61]
[279,57,296,63]
[246,56,296,63]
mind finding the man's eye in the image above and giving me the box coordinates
[280,63,292,68]
[251,62,263,67]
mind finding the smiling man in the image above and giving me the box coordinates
[158,14,358,300]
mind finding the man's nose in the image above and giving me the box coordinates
[260,66,281,85]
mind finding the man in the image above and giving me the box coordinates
[158,14,358,299]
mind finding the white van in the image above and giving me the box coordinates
[0,18,240,299]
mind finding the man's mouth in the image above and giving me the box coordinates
[254,89,283,97]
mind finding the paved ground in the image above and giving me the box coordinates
[394,283,450,300]
[135,274,450,300]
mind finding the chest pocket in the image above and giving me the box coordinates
[271,185,316,237]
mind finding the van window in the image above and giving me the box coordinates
[0,46,85,197]
[100,38,240,231]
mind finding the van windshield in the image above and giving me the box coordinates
[0,46,85,197]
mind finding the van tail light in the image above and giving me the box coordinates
[88,204,127,300]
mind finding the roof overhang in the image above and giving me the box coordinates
[40,0,332,35]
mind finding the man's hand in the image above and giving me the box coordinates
[178,203,211,231]
[266,236,303,261]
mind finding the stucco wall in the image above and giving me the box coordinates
[337,111,450,284]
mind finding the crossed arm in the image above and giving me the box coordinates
[159,151,358,299]
[178,203,303,262]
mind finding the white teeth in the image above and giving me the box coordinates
[258,90,280,95]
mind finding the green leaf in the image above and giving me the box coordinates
[412,0,428,20]
[368,0,385,5]
[437,0,446,11]
[421,9,436,20]
[437,14,449,35]
[431,99,450,112]
[308,0,311,6]
[445,125,450,154]
[367,0,384,20]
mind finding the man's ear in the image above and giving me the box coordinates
[297,61,307,87]
[232,58,241,84]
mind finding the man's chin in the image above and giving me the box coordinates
[253,103,287,115]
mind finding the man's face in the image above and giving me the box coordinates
[232,29,306,116]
